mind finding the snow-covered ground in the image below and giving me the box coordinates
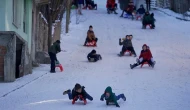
[0,0,190,110]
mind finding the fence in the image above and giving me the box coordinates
[156,0,190,14]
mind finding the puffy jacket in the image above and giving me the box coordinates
[139,44,152,60]
[87,30,96,41]
[101,86,118,105]
[119,38,133,48]
[49,41,61,54]
[72,86,88,99]
[106,0,115,8]
[137,5,145,14]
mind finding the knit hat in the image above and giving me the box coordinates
[91,49,96,54]
[142,44,147,48]
[56,40,61,43]
[75,83,82,90]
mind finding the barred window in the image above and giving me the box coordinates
[13,0,21,28]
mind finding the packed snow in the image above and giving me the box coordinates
[0,0,190,110]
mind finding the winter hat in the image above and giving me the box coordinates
[89,25,93,28]
[142,44,147,48]
[91,49,96,54]
[75,83,82,90]
[56,40,61,43]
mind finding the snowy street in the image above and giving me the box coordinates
[0,0,190,110]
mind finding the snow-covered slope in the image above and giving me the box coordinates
[0,0,190,110]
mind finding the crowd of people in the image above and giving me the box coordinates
[47,0,157,107]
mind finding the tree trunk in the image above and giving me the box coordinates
[66,0,71,33]
[48,15,52,51]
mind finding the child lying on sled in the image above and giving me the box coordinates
[63,83,93,105]
[100,86,126,107]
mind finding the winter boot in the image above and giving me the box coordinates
[130,63,138,69]
[121,94,126,101]
[84,100,87,105]
[114,11,118,14]
[63,89,71,95]
[151,61,156,68]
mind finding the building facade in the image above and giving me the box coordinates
[0,0,33,82]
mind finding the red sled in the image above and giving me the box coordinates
[56,64,64,72]
[124,50,132,56]
[72,95,87,105]
[141,62,151,68]
[146,24,152,28]
[85,40,97,47]
[136,15,142,20]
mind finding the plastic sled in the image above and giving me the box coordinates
[85,40,96,47]
[72,95,87,105]
[124,50,132,56]
[106,101,115,105]
[141,62,151,68]
[136,15,142,20]
[55,64,64,72]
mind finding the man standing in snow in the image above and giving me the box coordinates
[78,0,84,15]
[48,40,61,73]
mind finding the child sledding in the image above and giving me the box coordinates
[124,2,136,20]
[136,4,145,20]
[63,83,93,105]
[106,0,118,14]
[118,35,137,57]
[142,12,156,29]
[84,25,98,47]
[130,44,156,69]
[100,86,126,107]
[87,49,102,62]
[83,0,97,10]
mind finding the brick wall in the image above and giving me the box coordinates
[0,46,7,79]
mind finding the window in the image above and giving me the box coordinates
[23,0,27,33]
[13,0,21,28]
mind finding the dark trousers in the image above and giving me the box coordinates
[67,91,93,101]
[48,52,56,72]
[139,59,152,65]
[116,94,125,100]
[88,54,101,62]
[121,46,136,55]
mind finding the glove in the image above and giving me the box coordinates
[100,97,104,101]
[116,104,120,107]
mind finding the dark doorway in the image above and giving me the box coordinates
[15,38,23,78]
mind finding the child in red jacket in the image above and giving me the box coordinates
[106,0,118,14]
[130,44,156,69]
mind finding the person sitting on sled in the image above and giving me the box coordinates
[100,86,126,108]
[84,0,97,10]
[106,0,118,14]
[130,44,156,69]
[119,35,137,57]
[63,83,93,105]
[84,25,98,46]
[125,2,136,19]
[87,49,102,62]
[136,4,145,19]
[142,11,155,29]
